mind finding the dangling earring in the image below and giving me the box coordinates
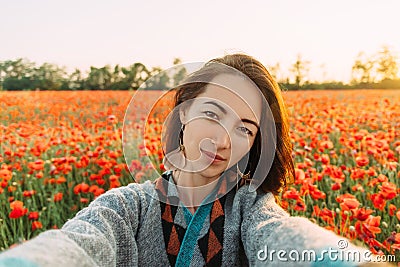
[179,124,185,152]
[163,123,186,170]
[236,163,251,191]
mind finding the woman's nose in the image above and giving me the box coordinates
[213,126,231,149]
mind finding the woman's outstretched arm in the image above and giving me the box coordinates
[0,183,147,267]
[240,190,373,267]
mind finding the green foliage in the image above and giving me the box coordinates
[1,49,399,91]
[351,45,399,84]
[3,77,34,91]
[289,54,311,89]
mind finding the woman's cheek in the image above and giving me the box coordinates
[232,141,252,163]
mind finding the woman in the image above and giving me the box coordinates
[0,54,378,266]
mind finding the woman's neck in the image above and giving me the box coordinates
[172,169,220,211]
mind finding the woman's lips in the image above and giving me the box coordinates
[201,149,225,162]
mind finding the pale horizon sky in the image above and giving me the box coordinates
[1,0,400,83]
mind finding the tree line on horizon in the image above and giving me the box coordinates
[0,46,399,91]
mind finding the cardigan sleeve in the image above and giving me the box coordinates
[240,191,372,267]
[0,183,147,267]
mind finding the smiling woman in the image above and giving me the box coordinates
[0,54,387,267]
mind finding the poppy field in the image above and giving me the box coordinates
[0,89,399,259]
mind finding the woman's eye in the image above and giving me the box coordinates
[203,111,219,120]
[238,126,253,136]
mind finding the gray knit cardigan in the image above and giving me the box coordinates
[0,176,370,267]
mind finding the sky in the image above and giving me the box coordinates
[1,0,400,83]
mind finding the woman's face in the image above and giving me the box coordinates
[179,73,262,179]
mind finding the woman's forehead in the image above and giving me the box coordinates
[194,74,262,122]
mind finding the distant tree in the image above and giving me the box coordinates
[269,63,281,82]
[375,45,398,81]
[173,58,181,65]
[85,65,113,90]
[87,63,150,90]
[126,63,149,90]
[66,68,84,90]
[319,63,327,82]
[108,64,125,90]
[172,58,187,87]
[31,63,67,90]
[3,77,33,91]
[1,58,36,90]
[1,58,34,78]
[289,54,310,89]
[351,52,375,84]
[145,66,170,90]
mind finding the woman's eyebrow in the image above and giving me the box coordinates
[242,118,260,129]
[203,101,227,114]
[203,100,259,129]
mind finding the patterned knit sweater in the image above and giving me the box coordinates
[0,171,370,267]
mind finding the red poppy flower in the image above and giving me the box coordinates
[377,174,388,183]
[317,207,335,224]
[371,193,386,211]
[0,168,12,180]
[23,190,36,197]
[355,155,369,167]
[32,221,43,231]
[340,198,360,211]
[8,186,16,193]
[379,182,397,200]
[320,140,333,149]
[350,168,366,180]
[283,188,301,200]
[295,168,305,182]
[53,192,63,202]
[80,198,89,204]
[388,204,397,216]
[28,159,45,171]
[97,179,106,186]
[110,180,120,189]
[73,183,90,194]
[89,174,100,181]
[28,211,39,220]
[362,216,381,238]
[56,176,67,184]
[355,208,373,221]
[9,200,28,219]
[130,160,142,172]
[294,200,306,211]
[108,151,118,159]
[35,171,43,179]
[114,165,122,174]
[109,175,119,182]
[331,182,341,191]
[1,180,7,188]
[10,200,24,210]
[159,163,166,171]
[9,208,28,219]
[134,171,145,182]
[366,167,377,177]
[324,165,345,182]
[336,193,357,203]
[312,205,321,216]
[310,188,326,200]
[320,154,330,165]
